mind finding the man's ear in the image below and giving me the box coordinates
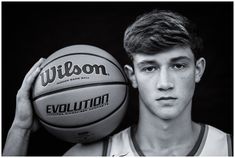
[195,57,206,83]
[124,65,138,88]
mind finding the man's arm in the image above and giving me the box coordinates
[3,58,45,156]
[3,124,31,156]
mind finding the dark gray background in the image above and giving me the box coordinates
[2,2,233,155]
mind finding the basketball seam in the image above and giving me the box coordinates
[32,82,128,101]
[36,85,128,128]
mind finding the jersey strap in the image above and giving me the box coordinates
[226,134,233,156]
[102,137,109,156]
[187,124,206,155]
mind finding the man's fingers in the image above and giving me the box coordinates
[31,118,40,132]
[20,58,45,95]
[24,58,45,81]
[23,67,41,87]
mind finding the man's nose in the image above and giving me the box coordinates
[156,68,174,91]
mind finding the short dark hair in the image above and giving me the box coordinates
[123,9,203,61]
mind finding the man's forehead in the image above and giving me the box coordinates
[133,47,194,64]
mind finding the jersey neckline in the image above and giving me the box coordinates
[130,123,206,156]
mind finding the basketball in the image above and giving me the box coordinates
[32,45,129,143]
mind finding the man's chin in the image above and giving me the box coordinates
[157,109,179,120]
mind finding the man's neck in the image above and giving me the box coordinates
[134,102,200,156]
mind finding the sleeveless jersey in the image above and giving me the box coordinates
[103,124,232,156]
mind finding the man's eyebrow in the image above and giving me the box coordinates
[136,60,158,67]
[136,56,192,67]
[170,56,192,62]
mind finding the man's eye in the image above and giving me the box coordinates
[142,66,156,72]
[172,64,185,70]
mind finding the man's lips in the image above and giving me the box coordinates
[156,97,177,101]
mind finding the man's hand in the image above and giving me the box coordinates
[3,58,45,156]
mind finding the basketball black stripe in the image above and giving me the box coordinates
[33,82,128,101]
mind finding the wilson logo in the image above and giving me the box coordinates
[40,61,108,86]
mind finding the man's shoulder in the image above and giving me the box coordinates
[204,124,231,143]
[206,124,230,137]
[112,126,131,137]
[63,140,103,156]
[199,124,232,156]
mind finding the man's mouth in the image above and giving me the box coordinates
[156,97,177,101]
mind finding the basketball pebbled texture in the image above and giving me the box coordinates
[32,45,129,143]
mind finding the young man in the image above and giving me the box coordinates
[3,9,232,156]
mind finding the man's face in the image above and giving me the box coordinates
[127,47,205,120]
